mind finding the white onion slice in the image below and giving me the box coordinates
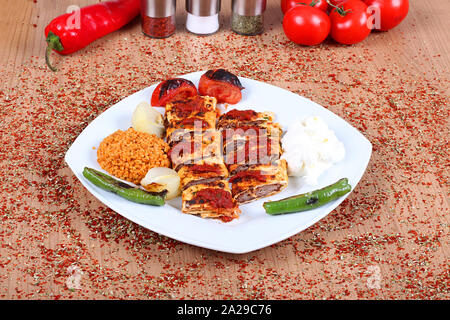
[132,101,164,137]
[141,167,180,200]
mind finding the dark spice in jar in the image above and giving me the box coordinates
[142,15,176,38]
[231,13,264,36]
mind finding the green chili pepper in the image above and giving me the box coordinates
[82,167,167,206]
[263,178,351,215]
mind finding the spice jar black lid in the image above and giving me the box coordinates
[232,0,266,16]
[186,0,221,17]
[141,0,176,18]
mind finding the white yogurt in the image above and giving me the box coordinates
[281,116,345,185]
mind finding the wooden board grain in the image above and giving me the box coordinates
[0,0,448,299]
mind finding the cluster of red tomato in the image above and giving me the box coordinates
[281,0,409,46]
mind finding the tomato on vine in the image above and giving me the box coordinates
[282,5,331,46]
[363,0,409,31]
[327,0,347,5]
[281,0,329,14]
[328,0,372,45]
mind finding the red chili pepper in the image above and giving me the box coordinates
[44,0,140,71]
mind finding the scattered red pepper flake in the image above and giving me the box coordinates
[0,13,448,300]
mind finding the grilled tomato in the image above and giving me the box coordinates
[151,78,198,107]
[198,69,244,104]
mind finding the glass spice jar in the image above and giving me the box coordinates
[141,0,176,38]
[231,0,266,36]
[186,0,221,35]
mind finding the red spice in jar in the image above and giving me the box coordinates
[142,15,175,39]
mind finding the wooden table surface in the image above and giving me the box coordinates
[0,0,448,299]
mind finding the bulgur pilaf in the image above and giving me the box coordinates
[97,128,170,184]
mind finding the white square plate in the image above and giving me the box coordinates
[65,71,372,254]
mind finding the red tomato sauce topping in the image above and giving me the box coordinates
[172,96,209,118]
[223,109,257,121]
[178,117,210,129]
[229,170,268,183]
[193,188,235,209]
[219,216,235,223]
[190,164,223,174]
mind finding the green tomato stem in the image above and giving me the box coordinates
[326,0,351,16]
